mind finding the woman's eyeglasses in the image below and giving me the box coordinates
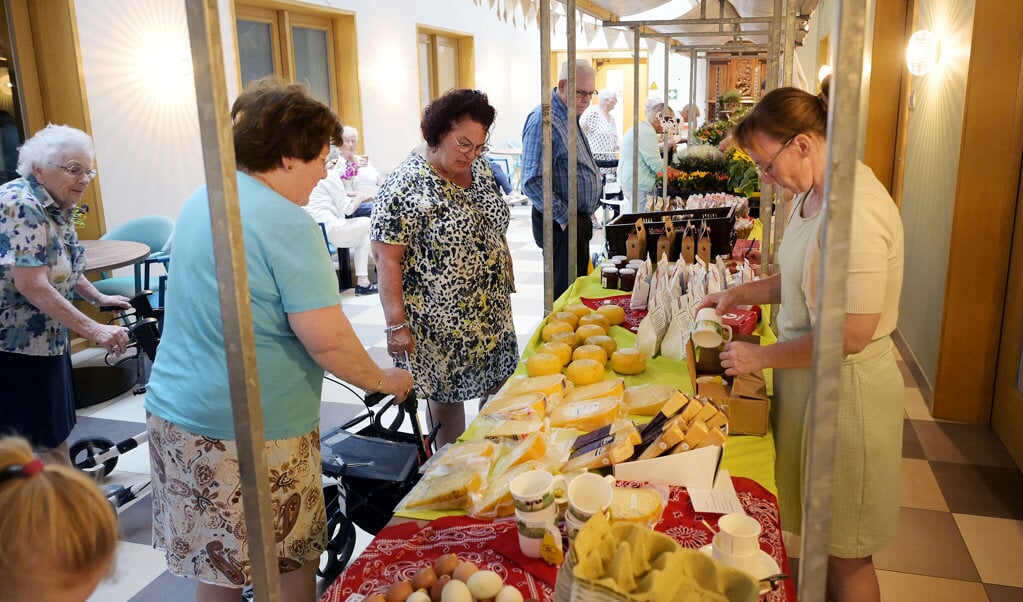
[54,164,97,179]
[449,132,490,156]
[757,136,796,176]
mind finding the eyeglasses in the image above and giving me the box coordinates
[757,136,796,176]
[54,164,97,179]
[449,132,490,156]
[574,90,598,98]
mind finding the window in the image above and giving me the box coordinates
[416,28,474,110]
[234,4,360,126]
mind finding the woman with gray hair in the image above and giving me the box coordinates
[619,102,676,206]
[581,87,618,163]
[0,124,131,465]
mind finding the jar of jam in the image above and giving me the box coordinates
[619,267,636,292]
[601,266,619,290]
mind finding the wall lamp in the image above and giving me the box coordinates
[906,29,940,76]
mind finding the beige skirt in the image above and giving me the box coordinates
[773,336,903,558]
[147,413,327,587]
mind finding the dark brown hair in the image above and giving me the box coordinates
[733,78,830,152]
[231,76,344,172]
[420,89,496,147]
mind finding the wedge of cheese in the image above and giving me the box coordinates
[695,426,727,449]
[430,440,496,472]
[679,398,705,424]
[498,374,567,405]
[636,414,688,460]
[623,383,677,415]
[705,408,728,432]
[471,460,541,517]
[609,487,663,526]
[480,392,547,420]
[564,378,625,404]
[490,431,548,476]
[549,396,624,432]
[485,419,546,440]
[403,469,483,510]
[677,419,710,451]
[559,437,635,472]
[693,401,720,425]
[569,422,641,458]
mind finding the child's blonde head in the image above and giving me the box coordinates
[0,437,118,600]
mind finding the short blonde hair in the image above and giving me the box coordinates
[0,437,118,593]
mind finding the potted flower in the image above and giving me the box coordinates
[717,88,743,112]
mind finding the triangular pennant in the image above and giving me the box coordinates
[583,21,599,45]
[645,37,660,55]
[624,29,636,54]
[604,27,622,48]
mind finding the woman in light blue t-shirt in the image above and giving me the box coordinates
[144,78,413,601]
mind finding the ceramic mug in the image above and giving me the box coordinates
[715,513,762,556]
[566,472,616,521]
[692,307,733,348]
[510,470,567,513]
[711,533,761,574]
[516,512,556,558]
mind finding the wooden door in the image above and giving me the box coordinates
[594,58,647,139]
[993,161,1023,469]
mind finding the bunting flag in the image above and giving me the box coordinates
[624,28,636,54]
[604,26,623,49]
[645,37,661,55]
[583,21,600,45]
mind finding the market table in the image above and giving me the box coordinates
[323,267,792,601]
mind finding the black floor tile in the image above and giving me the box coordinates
[932,421,1018,468]
[118,495,154,545]
[902,419,926,460]
[930,461,1023,521]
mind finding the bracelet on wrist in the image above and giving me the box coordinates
[367,376,385,394]
[384,321,408,335]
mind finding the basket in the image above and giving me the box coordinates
[605,206,736,263]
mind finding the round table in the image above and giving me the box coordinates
[80,239,151,274]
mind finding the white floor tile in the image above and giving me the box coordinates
[88,542,168,602]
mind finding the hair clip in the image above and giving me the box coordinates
[0,457,45,483]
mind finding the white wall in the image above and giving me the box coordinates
[74,0,541,232]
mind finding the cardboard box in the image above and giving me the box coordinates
[685,335,770,436]
[721,308,758,335]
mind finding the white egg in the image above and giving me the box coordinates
[466,570,504,600]
[495,584,525,602]
[406,592,431,602]
[440,579,473,602]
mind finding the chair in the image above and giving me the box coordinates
[92,216,174,299]
[318,222,353,290]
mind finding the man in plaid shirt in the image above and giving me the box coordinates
[521,59,602,299]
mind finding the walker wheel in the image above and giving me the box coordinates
[70,437,118,477]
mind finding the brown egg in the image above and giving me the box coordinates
[430,575,452,602]
[451,560,479,582]
[433,553,459,577]
[364,595,387,602]
[412,566,438,591]
[384,579,413,602]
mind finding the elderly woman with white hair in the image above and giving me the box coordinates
[619,101,676,206]
[0,124,131,465]
[581,87,618,165]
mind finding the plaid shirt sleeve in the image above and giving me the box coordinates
[521,96,603,226]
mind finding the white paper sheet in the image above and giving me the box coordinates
[613,444,721,489]
[688,469,745,515]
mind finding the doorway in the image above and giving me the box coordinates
[594,58,648,136]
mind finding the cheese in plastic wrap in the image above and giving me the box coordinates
[549,396,625,432]
[498,374,567,405]
[479,392,548,420]
[563,378,625,405]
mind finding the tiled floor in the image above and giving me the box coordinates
[70,202,1023,601]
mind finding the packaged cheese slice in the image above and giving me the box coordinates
[623,383,677,415]
[609,486,664,527]
[470,460,542,518]
[637,391,691,438]
[402,468,483,510]
[479,392,547,420]
[485,419,546,440]
[490,431,548,477]
[564,378,625,404]
[498,374,567,405]
[636,415,687,460]
[569,422,641,459]
[426,440,496,474]
[559,437,635,472]
[549,396,624,432]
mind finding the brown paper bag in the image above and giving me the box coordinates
[656,219,676,264]
[626,219,647,261]
[696,222,712,265]
[680,222,695,264]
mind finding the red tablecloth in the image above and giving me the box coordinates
[580,294,646,333]
[321,476,795,601]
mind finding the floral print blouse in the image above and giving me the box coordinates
[0,176,85,356]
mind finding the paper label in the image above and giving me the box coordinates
[569,402,600,417]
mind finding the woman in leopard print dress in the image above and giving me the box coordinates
[372,89,517,446]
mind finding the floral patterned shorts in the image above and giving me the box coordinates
[147,414,326,587]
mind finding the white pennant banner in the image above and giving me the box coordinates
[604,27,623,49]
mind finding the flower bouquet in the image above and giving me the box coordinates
[695,120,731,146]
[338,160,358,191]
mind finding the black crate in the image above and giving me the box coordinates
[605,206,736,262]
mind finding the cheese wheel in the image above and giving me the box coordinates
[565,359,605,386]
[526,352,563,377]
[549,311,579,329]
[578,312,610,333]
[596,304,626,326]
[572,344,608,366]
[541,321,574,342]
[539,341,573,366]
[611,348,647,375]
[563,303,592,319]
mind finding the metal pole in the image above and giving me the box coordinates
[661,35,670,202]
[183,1,281,600]
[688,47,698,146]
[566,1,579,285]
[631,26,641,211]
[799,0,867,599]
[540,0,554,314]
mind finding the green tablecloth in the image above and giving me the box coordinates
[397,264,779,521]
